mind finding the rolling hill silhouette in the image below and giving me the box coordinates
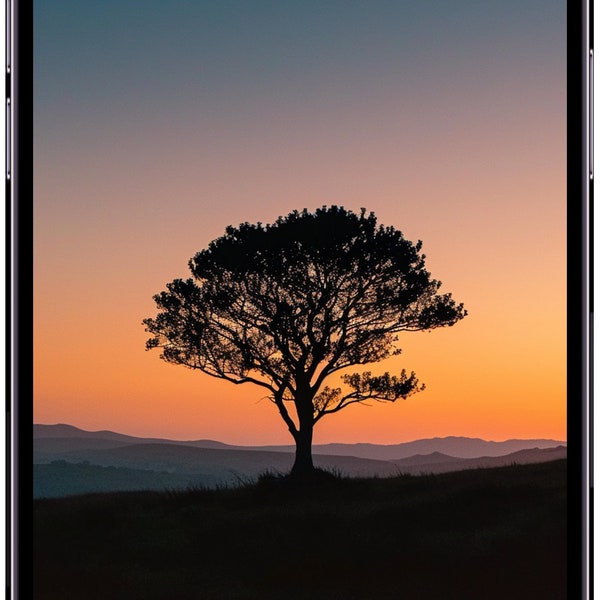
[33,424,566,498]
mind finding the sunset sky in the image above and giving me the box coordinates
[33,0,566,444]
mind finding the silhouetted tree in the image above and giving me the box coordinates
[144,206,466,477]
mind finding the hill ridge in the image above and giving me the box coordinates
[34,423,565,459]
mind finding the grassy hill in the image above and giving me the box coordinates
[33,459,566,600]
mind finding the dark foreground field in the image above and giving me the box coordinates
[34,460,566,600]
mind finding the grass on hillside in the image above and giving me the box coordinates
[33,459,566,600]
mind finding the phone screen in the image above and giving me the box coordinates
[25,1,588,599]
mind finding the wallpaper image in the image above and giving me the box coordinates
[33,2,568,597]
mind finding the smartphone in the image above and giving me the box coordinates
[9,1,592,598]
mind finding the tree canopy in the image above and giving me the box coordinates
[144,206,466,475]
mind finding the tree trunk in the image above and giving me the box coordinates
[290,424,314,477]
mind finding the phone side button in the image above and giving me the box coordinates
[590,49,594,180]
[6,98,10,180]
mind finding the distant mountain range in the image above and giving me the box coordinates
[33,423,567,498]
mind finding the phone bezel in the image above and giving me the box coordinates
[8,1,592,597]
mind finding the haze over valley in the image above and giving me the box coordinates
[34,424,566,498]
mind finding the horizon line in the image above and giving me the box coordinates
[33,422,568,447]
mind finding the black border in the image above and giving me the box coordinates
[10,1,33,598]
[566,0,591,598]
[10,1,591,598]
